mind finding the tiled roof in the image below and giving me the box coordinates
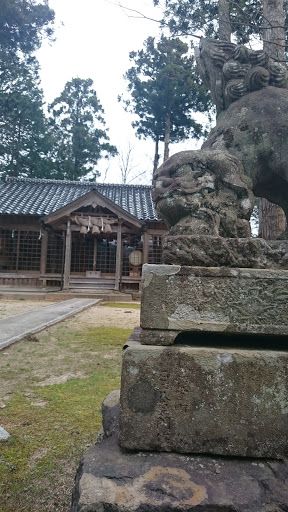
[0,177,159,221]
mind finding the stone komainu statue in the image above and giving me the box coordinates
[196,38,288,113]
[153,39,288,267]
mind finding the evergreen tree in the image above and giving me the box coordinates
[121,36,212,173]
[153,0,288,48]
[0,0,55,55]
[48,78,118,181]
[0,0,55,177]
[0,53,51,178]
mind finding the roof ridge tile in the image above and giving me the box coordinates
[4,176,152,189]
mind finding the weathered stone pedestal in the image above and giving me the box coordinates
[119,264,288,459]
[71,385,288,512]
[71,264,288,511]
[120,343,288,458]
[140,264,288,342]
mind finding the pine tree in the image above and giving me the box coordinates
[121,35,212,173]
[48,78,118,181]
[0,53,51,177]
[0,0,55,55]
[0,0,55,177]
[153,0,287,47]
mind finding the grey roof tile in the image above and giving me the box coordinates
[0,177,159,221]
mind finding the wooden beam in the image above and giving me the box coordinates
[93,238,97,271]
[0,215,41,228]
[0,223,41,231]
[143,231,149,264]
[63,220,72,290]
[114,221,122,291]
[40,230,48,288]
[58,224,141,235]
[16,232,20,272]
[146,228,169,235]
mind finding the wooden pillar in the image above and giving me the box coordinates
[114,220,122,291]
[40,229,48,288]
[15,231,20,272]
[93,238,97,271]
[63,220,72,290]
[143,231,149,264]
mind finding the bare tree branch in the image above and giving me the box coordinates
[118,142,148,184]
[99,164,110,183]
[104,0,202,39]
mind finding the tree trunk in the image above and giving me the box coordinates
[153,135,160,176]
[258,198,287,238]
[262,0,285,61]
[218,0,231,41]
[163,113,171,161]
[258,0,287,239]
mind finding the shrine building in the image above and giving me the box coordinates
[0,177,167,294]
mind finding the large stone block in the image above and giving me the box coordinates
[119,344,288,458]
[161,235,288,268]
[71,427,288,512]
[140,264,288,342]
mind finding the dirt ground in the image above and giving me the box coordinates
[0,299,57,318]
[0,298,140,328]
[67,301,140,330]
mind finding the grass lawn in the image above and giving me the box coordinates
[0,303,137,512]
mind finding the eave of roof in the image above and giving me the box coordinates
[43,189,143,229]
[0,177,159,221]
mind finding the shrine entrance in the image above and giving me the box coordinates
[71,234,117,275]
[43,189,144,292]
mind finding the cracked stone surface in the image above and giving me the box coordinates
[140,264,288,338]
[71,392,288,512]
[119,343,288,458]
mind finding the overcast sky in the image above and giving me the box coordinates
[36,0,202,184]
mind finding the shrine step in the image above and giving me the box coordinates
[69,283,114,289]
[69,277,115,290]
